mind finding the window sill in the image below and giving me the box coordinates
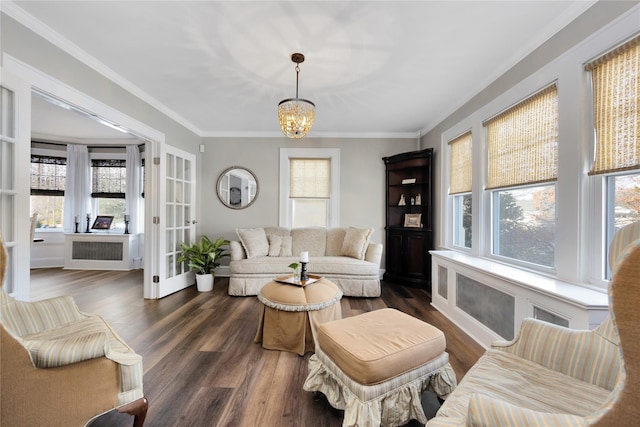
[431,250,607,308]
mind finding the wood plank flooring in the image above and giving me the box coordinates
[30,269,484,427]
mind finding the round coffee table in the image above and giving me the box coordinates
[254,277,343,356]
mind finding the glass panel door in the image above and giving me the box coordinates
[157,145,196,297]
[0,70,31,300]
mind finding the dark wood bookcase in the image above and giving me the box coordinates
[382,148,433,290]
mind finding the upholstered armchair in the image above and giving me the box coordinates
[427,221,640,426]
[0,234,148,426]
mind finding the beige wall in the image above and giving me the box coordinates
[199,137,418,257]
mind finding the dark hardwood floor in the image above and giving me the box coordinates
[30,269,484,427]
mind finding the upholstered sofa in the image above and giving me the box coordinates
[228,227,383,297]
[427,221,640,426]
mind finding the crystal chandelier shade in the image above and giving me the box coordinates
[278,98,315,139]
[278,53,315,139]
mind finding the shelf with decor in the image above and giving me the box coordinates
[382,148,433,290]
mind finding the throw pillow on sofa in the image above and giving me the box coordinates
[266,234,293,257]
[267,234,282,257]
[279,235,293,256]
[237,228,269,259]
[341,227,373,260]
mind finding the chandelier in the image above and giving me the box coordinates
[278,53,315,139]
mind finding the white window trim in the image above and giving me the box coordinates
[279,148,340,229]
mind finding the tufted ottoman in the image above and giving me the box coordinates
[303,308,457,427]
[254,278,343,356]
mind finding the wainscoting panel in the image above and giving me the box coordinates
[430,250,609,348]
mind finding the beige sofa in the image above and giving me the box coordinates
[228,227,383,297]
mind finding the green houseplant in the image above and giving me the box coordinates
[178,236,230,292]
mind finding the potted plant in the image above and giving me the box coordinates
[178,236,230,292]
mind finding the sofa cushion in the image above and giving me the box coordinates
[229,256,378,276]
[291,228,327,257]
[341,227,373,260]
[237,228,269,259]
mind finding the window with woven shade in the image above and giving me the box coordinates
[449,132,473,248]
[289,157,331,228]
[30,154,67,229]
[484,84,558,268]
[587,35,639,176]
[449,132,472,195]
[90,158,126,229]
[289,158,331,199]
[586,35,640,276]
[485,83,558,190]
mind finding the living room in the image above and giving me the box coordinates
[2,1,640,426]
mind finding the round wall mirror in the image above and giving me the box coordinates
[216,166,259,209]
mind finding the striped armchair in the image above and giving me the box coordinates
[427,221,640,426]
[0,234,148,427]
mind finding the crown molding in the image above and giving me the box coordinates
[2,0,203,137]
[201,130,420,139]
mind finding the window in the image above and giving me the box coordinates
[30,154,66,229]
[449,132,472,248]
[587,35,640,275]
[485,83,558,268]
[290,158,330,228]
[91,158,126,228]
[279,148,340,229]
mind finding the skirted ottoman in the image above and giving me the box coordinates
[303,308,457,427]
[254,277,343,356]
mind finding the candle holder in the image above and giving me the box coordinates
[85,216,91,233]
[74,221,79,233]
[300,262,308,282]
[124,219,130,235]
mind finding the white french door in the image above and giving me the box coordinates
[156,144,197,297]
[0,69,31,300]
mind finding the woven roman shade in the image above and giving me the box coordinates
[586,35,640,176]
[449,131,472,195]
[30,154,66,195]
[484,84,558,190]
[289,158,330,198]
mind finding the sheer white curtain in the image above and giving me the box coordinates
[125,145,143,234]
[64,144,91,233]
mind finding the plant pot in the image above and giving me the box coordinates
[195,273,214,292]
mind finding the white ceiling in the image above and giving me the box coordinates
[9,0,597,139]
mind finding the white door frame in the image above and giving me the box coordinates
[0,67,31,300]
[3,54,167,299]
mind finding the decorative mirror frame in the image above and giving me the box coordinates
[216,166,259,209]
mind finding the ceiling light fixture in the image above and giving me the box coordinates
[278,53,315,139]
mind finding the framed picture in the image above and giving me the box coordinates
[404,213,422,228]
[91,215,114,230]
